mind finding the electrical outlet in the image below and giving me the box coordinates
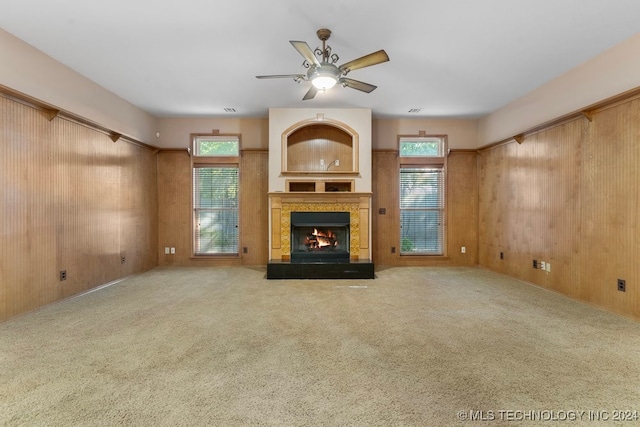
[391,247,396,254]
[461,246,466,253]
[546,263,551,272]
[335,159,339,166]
[618,279,626,292]
[170,247,176,254]
[121,256,126,264]
[243,247,248,254]
[164,247,170,254]
[320,159,325,167]
[533,259,538,269]
[500,252,504,260]
[60,270,67,281]
[540,261,546,271]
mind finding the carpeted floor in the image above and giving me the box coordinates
[1,266,639,426]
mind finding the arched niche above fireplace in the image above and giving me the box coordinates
[281,118,359,175]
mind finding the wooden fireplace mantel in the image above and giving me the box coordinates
[269,192,371,261]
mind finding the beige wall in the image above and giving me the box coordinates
[0,29,157,144]
[4,22,639,151]
[156,117,269,149]
[373,118,479,150]
[478,32,640,147]
[155,116,480,150]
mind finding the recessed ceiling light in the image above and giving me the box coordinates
[224,108,237,113]
[408,108,422,113]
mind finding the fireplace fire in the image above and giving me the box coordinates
[291,212,350,262]
[305,228,338,249]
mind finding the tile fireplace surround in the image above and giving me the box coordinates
[268,192,371,261]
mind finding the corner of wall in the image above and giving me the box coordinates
[0,28,157,143]
[478,33,640,147]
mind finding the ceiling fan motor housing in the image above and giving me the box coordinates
[316,28,331,41]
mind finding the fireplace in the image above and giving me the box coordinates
[267,194,374,279]
[266,110,373,279]
[290,212,350,263]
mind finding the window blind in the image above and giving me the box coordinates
[193,167,239,254]
[399,167,444,255]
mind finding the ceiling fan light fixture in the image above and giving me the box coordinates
[257,28,389,100]
[309,64,341,90]
[311,75,337,90]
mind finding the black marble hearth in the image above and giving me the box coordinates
[266,259,375,279]
[290,250,350,263]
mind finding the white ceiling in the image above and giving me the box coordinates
[2,0,640,119]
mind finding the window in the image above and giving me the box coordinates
[192,135,240,255]
[399,137,444,157]
[194,136,239,157]
[398,136,446,255]
[400,168,444,254]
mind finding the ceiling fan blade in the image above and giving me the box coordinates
[290,41,320,66]
[339,50,389,73]
[341,78,377,93]
[302,86,318,100]
[256,74,305,80]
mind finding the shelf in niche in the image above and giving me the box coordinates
[288,182,316,192]
[286,179,354,193]
[324,181,353,192]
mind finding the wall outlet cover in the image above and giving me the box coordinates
[618,279,626,292]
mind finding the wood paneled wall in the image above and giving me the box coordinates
[372,150,478,266]
[0,95,157,321]
[478,99,640,319]
[371,151,399,265]
[157,146,479,268]
[156,149,269,266]
[157,150,192,266]
[240,150,270,264]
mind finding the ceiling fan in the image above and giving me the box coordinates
[256,28,390,100]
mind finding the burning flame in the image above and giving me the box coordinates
[313,228,336,247]
[303,228,338,249]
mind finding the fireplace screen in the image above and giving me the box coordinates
[290,212,350,262]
